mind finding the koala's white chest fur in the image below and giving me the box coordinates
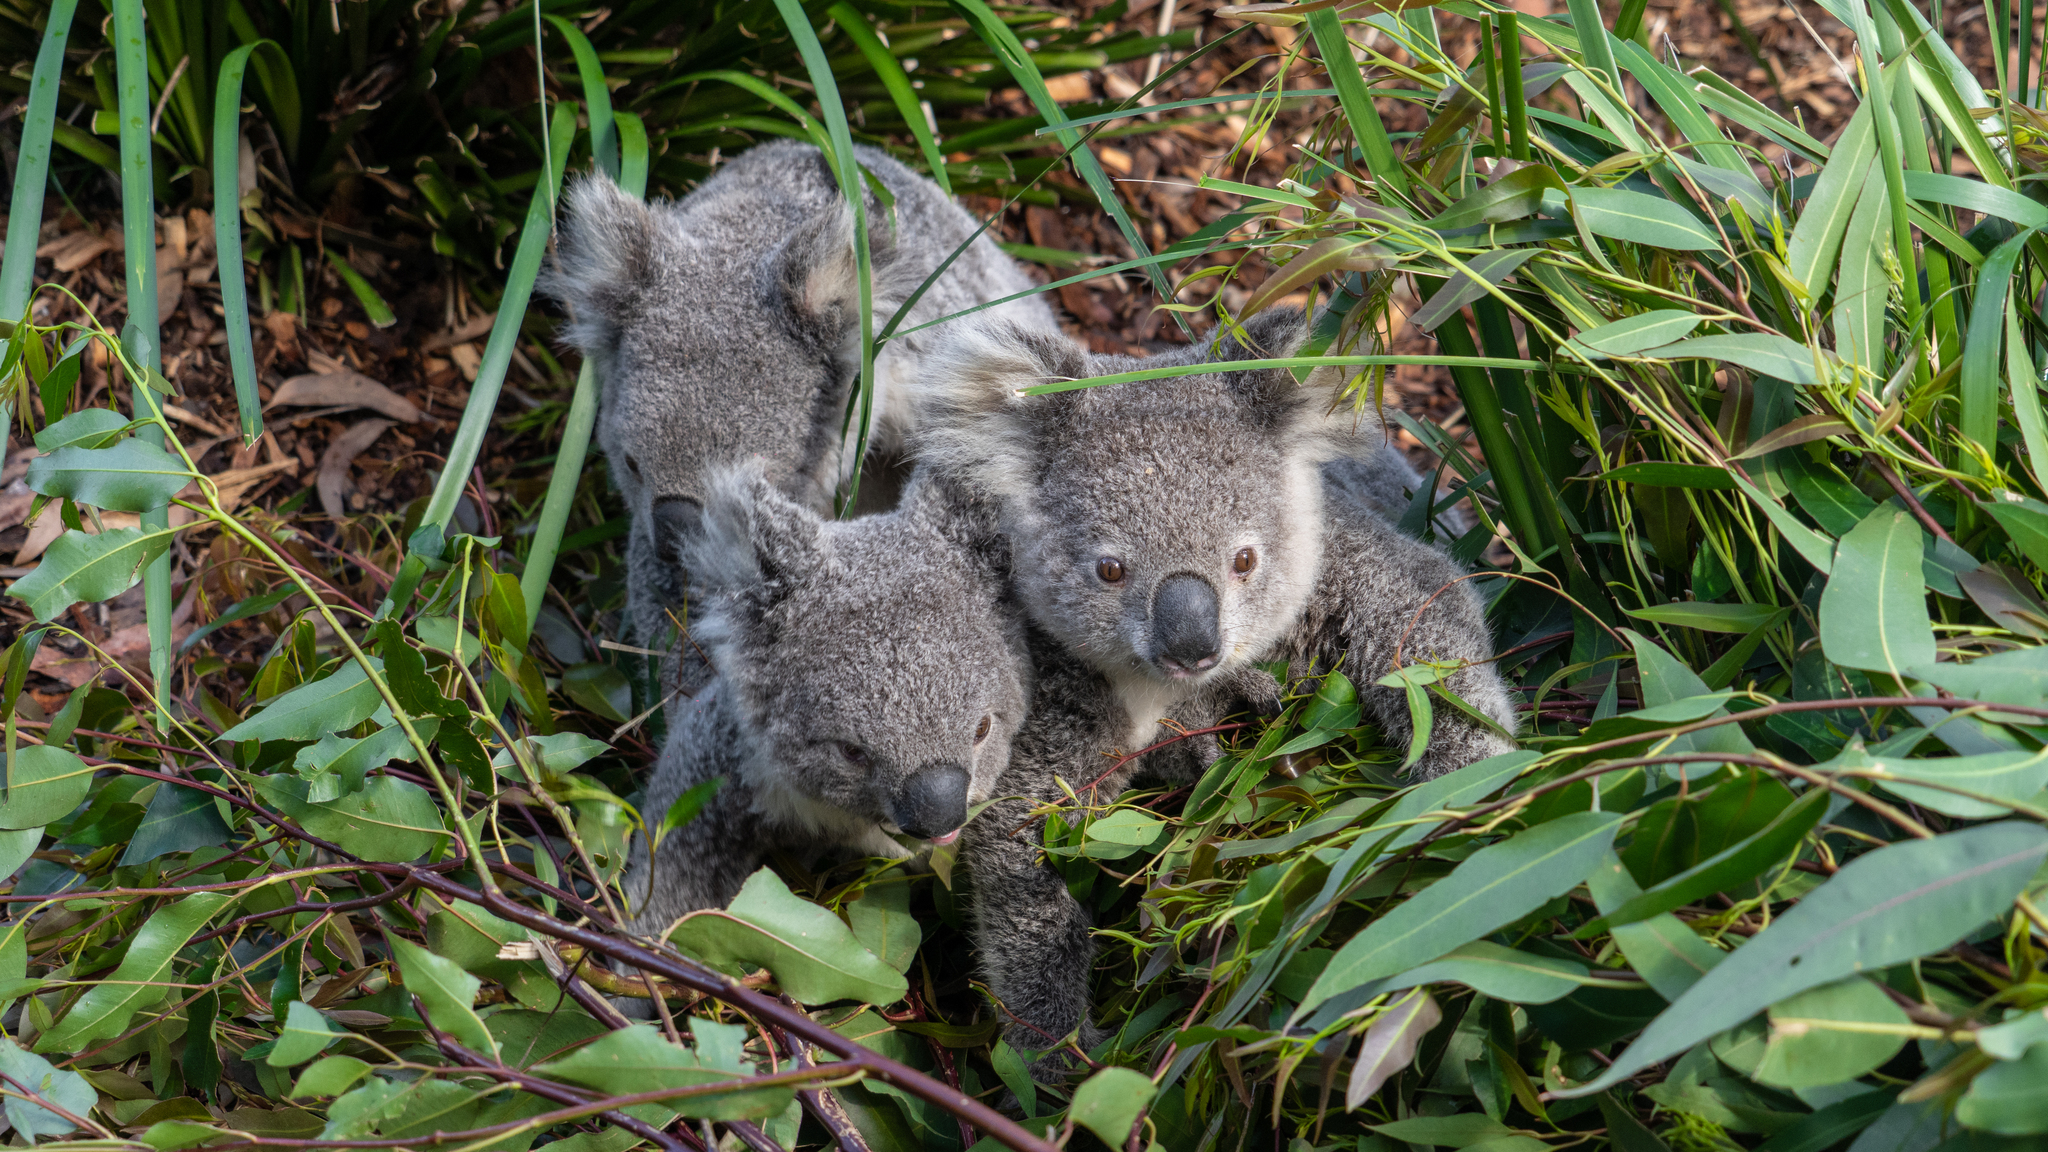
[1110,674,1199,752]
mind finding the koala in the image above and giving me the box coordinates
[919,308,1520,1070]
[621,462,1033,935]
[546,140,1058,662]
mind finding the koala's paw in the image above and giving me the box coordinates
[1218,665,1286,721]
[1408,726,1519,781]
[1004,1022,1107,1086]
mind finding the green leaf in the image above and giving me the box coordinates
[259,774,449,863]
[38,892,232,1051]
[268,1001,343,1067]
[1299,811,1622,1013]
[1957,1041,2048,1134]
[293,724,420,803]
[668,869,907,1006]
[7,525,177,621]
[140,1120,227,1151]
[1565,310,1703,359]
[1819,506,1936,678]
[1978,1007,2048,1061]
[0,1037,96,1140]
[1731,475,1836,574]
[1377,940,1593,1004]
[1086,808,1165,846]
[1069,1067,1158,1147]
[219,659,386,743]
[1783,102,1875,296]
[847,879,920,976]
[1430,165,1561,229]
[561,662,630,722]
[33,409,131,452]
[291,1055,373,1099]
[1982,491,2048,573]
[0,744,92,829]
[1639,333,1824,385]
[1751,978,1908,1088]
[25,439,191,512]
[1300,670,1360,730]
[1408,250,1540,331]
[1600,462,1738,489]
[1572,185,1722,249]
[535,1022,792,1121]
[388,939,497,1059]
[1860,748,2048,818]
[1578,787,1827,936]
[118,780,231,864]
[1561,822,2048,1096]
[1372,1115,1513,1147]
[1624,601,1783,633]
[657,778,722,841]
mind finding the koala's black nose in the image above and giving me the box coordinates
[653,495,704,559]
[1152,573,1220,675]
[893,763,970,841]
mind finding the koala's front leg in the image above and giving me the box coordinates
[1315,520,1520,780]
[960,795,1101,1082]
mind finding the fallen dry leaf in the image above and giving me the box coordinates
[270,370,422,424]
[0,480,33,534]
[421,311,496,352]
[318,419,393,519]
[448,343,482,382]
[211,459,299,510]
[39,229,122,273]
[262,311,302,362]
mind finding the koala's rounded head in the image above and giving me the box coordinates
[682,463,1029,844]
[920,308,1372,688]
[543,150,900,570]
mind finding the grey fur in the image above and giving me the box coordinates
[920,310,1519,1068]
[621,463,1033,937]
[545,140,1057,657]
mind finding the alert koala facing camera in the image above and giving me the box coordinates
[620,462,1033,935]
[918,309,1520,1071]
[545,140,1057,670]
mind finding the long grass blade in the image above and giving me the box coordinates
[212,41,285,446]
[766,0,879,514]
[0,0,80,322]
[380,102,577,619]
[1309,6,1409,197]
[521,94,652,625]
[0,0,82,480]
[111,0,173,723]
[544,15,618,180]
[830,3,952,193]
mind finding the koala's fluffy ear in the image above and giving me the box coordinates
[1218,308,1379,459]
[774,198,901,350]
[545,175,661,362]
[916,318,1091,504]
[684,464,828,607]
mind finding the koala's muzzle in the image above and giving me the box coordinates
[653,495,705,559]
[892,763,971,843]
[1152,573,1221,676]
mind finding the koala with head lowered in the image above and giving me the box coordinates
[918,308,1520,1068]
[621,461,1032,934]
[546,140,1058,670]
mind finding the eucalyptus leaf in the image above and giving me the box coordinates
[668,869,906,1005]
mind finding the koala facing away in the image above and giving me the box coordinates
[623,463,1032,934]
[546,140,1057,651]
[921,311,1520,1066]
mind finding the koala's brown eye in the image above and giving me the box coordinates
[625,455,642,478]
[840,743,869,766]
[974,715,992,743]
[1233,547,1258,575]
[1096,556,1125,584]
